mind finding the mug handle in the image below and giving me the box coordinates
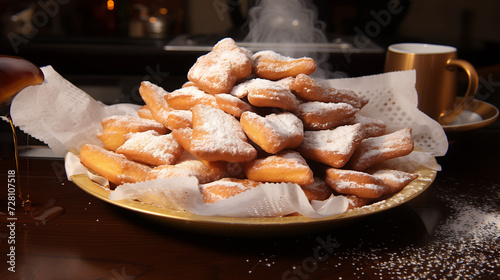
[439,59,479,125]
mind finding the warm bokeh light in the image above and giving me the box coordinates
[149,17,157,23]
[159,8,168,15]
[107,0,114,11]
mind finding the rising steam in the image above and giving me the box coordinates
[243,0,332,76]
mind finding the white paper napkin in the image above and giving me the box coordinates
[10,66,141,157]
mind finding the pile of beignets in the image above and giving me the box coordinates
[79,38,419,212]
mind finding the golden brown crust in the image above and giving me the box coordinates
[166,110,192,130]
[244,151,314,185]
[138,81,172,127]
[369,168,419,195]
[300,178,334,201]
[165,86,218,110]
[215,93,255,118]
[80,144,151,186]
[200,178,261,203]
[246,83,301,111]
[345,195,373,210]
[97,115,168,151]
[146,157,228,184]
[188,38,252,94]
[348,128,414,171]
[291,74,367,109]
[189,105,257,162]
[240,111,303,154]
[252,51,316,80]
[297,124,364,168]
[294,101,358,130]
[115,131,184,166]
[137,105,155,120]
[325,168,388,199]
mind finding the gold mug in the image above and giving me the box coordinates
[384,43,478,125]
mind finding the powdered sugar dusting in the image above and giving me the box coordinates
[265,112,303,139]
[302,124,362,154]
[231,78,286,98]
[252,50,294,62]
[190,106,255,160]
[322,179,500,279]
[117,131,182,165]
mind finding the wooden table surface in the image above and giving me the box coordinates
[1,121,499,280]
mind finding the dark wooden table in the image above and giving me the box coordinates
[1,120,499,280]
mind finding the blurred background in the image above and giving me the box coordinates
[1,0,499,107]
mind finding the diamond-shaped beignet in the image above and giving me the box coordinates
[189,105,257,162]
[138,81,172,127]
[97,115,168,151]
[146,155,228,184]
[80,144,151,186]
[116,131,184,166]
[243,150,314,185]
[295,101,358,130]
[188,38,252,95]
[215,93,255,118]
[291,74,368,109]
[370,169,419,195]
[351,114,386,138]
[165,86,218,110]
[348,128,414,171]
[200,178,262,203]
[252,50,316,80]
[298,124,364,168]
[325,168,388,199]
[245,78,301,111]
[300,177,334,202]
[240,111,303,154]
[137,105,154,120]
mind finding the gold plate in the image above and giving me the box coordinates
[71,165,436,237]
[443,98,499,133]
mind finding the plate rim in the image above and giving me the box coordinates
[442,98,499,132]
[70,164,437,234]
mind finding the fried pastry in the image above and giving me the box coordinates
[291,74,367,109]
[325,168,388,199]
[137,105,154,120]
[200,178,262,203]
[252,50,316,80]
[370,168,419,195]
[189,105,257,162]
[97,115,168,151]
[187,38,252,94]
[145,164,193,181]
[295,101,358,130]
[351,114,386,138]
[298,124,364,168]
[240,111,303,154]
[300,178,334,201]
[215,93,255,118]
[244,79,300,111]
[80,144,151,186]
[348,128,414,171]
[181,81,196,88]
[345,195,373,210]
[165,86,218,110]
[171,127,194,153]
[79,37,425,216]
[138,81,172,127]
[146,157,228,184]
[166,110,192,130]
[115,131,184,166]
[244,151,314,185]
